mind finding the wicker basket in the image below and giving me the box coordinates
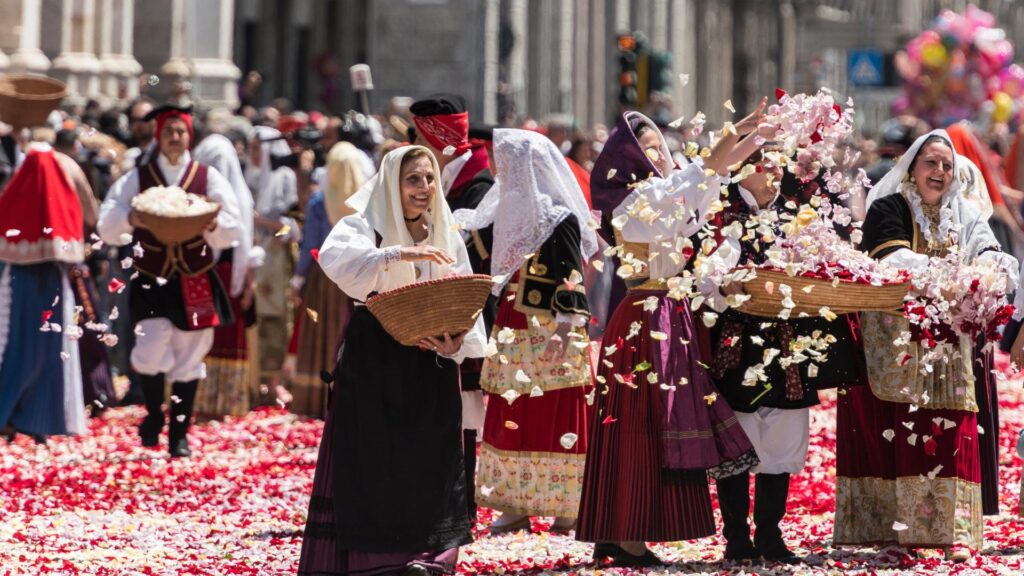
[136,206,221,244]
[738,267,910,318]
[367,274,493,346]
[0,75,67,130]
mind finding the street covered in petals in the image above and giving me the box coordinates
[8,3,1024,576]
[2,373,1022,575]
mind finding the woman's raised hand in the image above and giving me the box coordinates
[400,245,455,265]
[734,97,768,136]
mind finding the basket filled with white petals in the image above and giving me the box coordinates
[131,185,220,244]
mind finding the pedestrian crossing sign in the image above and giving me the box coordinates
[848,50,883,86]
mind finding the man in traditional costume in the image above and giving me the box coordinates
[700,146,867,563]
[97,104,242,457]
[411,94,496,519]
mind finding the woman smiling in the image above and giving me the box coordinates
[298,145,487,576]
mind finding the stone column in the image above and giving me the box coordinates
[481,0,499,123]
[588,0,606,126]
[159,0,191,86]
[51,0,103,100]
[556,0,573,115]
[97,0,142,102]
[187,0,241,108]
[8,0,51,72]
[670,0,697,119]
[506,0,528,121]
[572,0,589,126]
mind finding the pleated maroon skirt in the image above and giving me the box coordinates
[576,291,715,543]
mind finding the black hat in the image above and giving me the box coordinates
[409,93,467,117]
[468,123,497,141]
[143,103,193,122]
[879,119,915,150]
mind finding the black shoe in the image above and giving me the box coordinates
[168,380,198,457]
[592,542,623,562]
[169,437,191,458]
[753,473,800,564]
[611,548,665,568]
[401,564,431,576]
[717,472,760,561]
[725,540,761,561]
[139,413,163,447]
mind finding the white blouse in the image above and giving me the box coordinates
[318,212,488,363]
[613,160,726,280]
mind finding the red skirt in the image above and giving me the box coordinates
[477,286,591,517]
[196,261,251,419]
[834,384,982,549]
[576,291,715,543]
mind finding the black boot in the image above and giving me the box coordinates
[717,472,759,561]
[168,380,198,458]
[753,473,799,564]
[138,373,166,447]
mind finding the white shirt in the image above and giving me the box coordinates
[97,151,243,252]
[318,211,488,364]
[441,150,473,196]
[698,184,773,312]
[613,160,725,280]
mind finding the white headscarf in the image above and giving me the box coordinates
[454,128,598,294]
[245,126,297,222]
[193,133,254,296]
[865,129,998,259]
[346,145,457,291]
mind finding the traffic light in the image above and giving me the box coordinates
[618,34,638,106]
[648,51,673,94]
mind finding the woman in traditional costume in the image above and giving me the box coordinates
[575,111,762,566]
[56,147,115,415]
[193,129,259,420]
[0,143,87,440]
[834,130,1018,561]
[288,142,363,418]
[454,129,598,534]
[247,126,299,405]
[297,146,486,576]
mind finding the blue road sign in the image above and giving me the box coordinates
[848,50,884,86]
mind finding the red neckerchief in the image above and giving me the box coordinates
[448,145,490,199]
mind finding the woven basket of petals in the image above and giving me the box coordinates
[131,185,220,244]
[739,267,910,318]
[367,274,493,346]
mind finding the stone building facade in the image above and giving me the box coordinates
[3,0,1024,131]
[0,0,239,108]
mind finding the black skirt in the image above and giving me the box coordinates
[330,307,471,553]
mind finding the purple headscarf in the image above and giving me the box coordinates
[591,111,673,215]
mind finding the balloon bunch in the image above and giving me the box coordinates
[894,5,1024,128]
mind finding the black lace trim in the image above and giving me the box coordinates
[708,448,760,480]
